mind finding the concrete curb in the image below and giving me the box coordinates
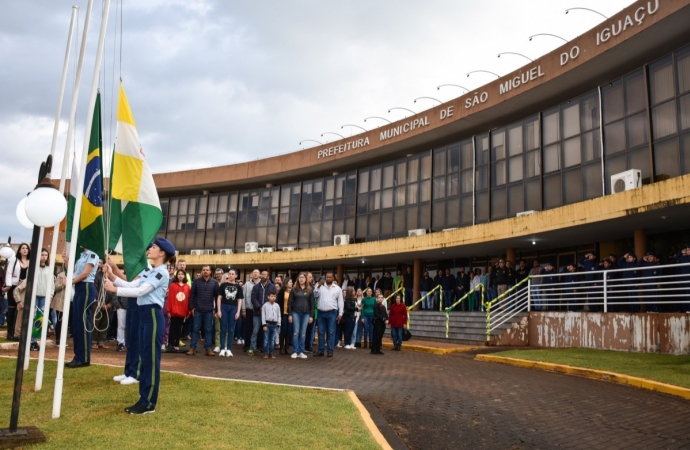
[382,341,483,355]
[475,354,690,400]
[346,390,393,450]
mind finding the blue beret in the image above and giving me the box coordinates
[153,237,175,255]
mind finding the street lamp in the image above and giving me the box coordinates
[565,7,608,19]
[299,140,323,147]
[467,70,500,78]
[529,33,568,43]
[497,52,533,62]
[0,239,13,260]
[320,132,345,140]
[413,97,443,105]
[437,84,469,92]
[341,124,368,133]
[388,107,417,116]
[0,154,63,445]
[363,117,391,125]
[15,197,33,230]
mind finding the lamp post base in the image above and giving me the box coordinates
[0,426,46,448]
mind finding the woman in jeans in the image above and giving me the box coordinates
[353,288,363,347]
[287,272,314,359]
[277,278,293,355]
[342,286,357,349]
[360,288,376,349]
[388,293,407,351]
[5,243,30,341]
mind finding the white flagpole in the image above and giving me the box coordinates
[37,4,90,391]
[53,0,111,419]
[25,6,79,374]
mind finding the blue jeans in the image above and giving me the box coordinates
[355,317,364,344]
[317,309,338,354]
[530,286,541,311]
[0,295,7,325]
[234,314,243,341]
[251,314,263,351]
[362,315,374,346]
[420,291,429,310]
[291,312,310,355]
[191,311,213,351]
[219,304,238,350]
[391,327,403,346]
[443,290,453,309]
[343,316,356,346]
[263,322,277,355]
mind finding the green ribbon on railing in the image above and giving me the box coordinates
[406,285,442,328]
[385,286,404,304]
[442,283,485,338]
[482,276,531,341]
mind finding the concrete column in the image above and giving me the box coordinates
[413,258,422,310]
[337,264,344,285]
[634,229,647,259]
[506,247,516,265]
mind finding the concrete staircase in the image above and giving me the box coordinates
[405,311,528,345]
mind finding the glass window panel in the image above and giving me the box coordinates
[491,161,506,187]
[446,197,460,228]
[271,188,280,208]
[582,130,601,162]
[345,218,354,238]
[681,133,690,175]
[323,201,334,220]
[604,155,627,194]
[583,163,602,200]
[345,173,356,197]
[227,212,236,229]
[475,134,489,165]
[525,179,541,211]
[461,170,473,193]
[460,141,473,169]
[344,195,355,216]
[321,221,333,242]
[357,194,368,214]
[325,178,335,200]
[679,93,690,130]
[544,144,560,173]
[447,173,459,196]
[543,174,562,209]
[525,116,540,149]
[188,197,197,214]
[625,70,646,114]
[358,170,369,194]
[581,91,600,132]
[562,102,580,139]
[381,211,393,235]
[475,192,489,223]
[652,101,678,140]
[368,214,380,236]
[369,192,380,211]
[604,120,626,155]
[356,215,367,238]
[259,191,270,209]
[220,194,230,213]
[460,196,473,225]
[433,177,445,200]
[247,210,258,227]
[167,216,177,231]
[300,205,310,223]
[407,183,418,204]
[394,209,406,233]
[432,201,445,229]
[310,222,320,242]
[289,206,299,223]
[491,130,506,160]
[302,183,312,202]
[406,206,418,230]
[394,162,407,186]
[299,222,310,244]
[421,154,432,180]
[395,186,406,207]
[525,150,540,178]
[433,149,446,177]
[313,183,324,202]
[179,198,188,215]
[563,137,581,168]
[543,109,560,144]
[279,206,289,224]
[335,176,345,198]
[563,169,583,205]
[408,158,419,183]
[370,167,382,190]
[490,189,506,220]
[678,50,690,94]
[288,224,299,243]
[419,203,431,230]
[197,214,205,230]
[504,184,522,217]
[238,211,247,227]
[381,188,393,209]
[508,156,523,183]
[177,214,187,230]
[169,198,179,216]
[447,144,460,172]
[419,180,431,202]
[654,138,680,179]
[281,187,290,207]
[650,58,675,105]
[475,166,488,190]
[507,124,522,156]
[278,225,288,246]
[198,196,207,214]
[627,111,649,148]
[310,202,322,221]
[629,147,651,180]
[603,82,624,124]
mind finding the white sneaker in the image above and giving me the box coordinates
[219,350,226,357]
[226,350,233,357]
[213,346,220,353]
[299,353,308,359]
[291,352,298,359]
[121,376,139,385]
[113,374,127,382]
[336,343,342,348]
[161,344,166,351]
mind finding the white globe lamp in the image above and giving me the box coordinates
[15,197,34,230]
[0,244,14,260]
[25,185,67,228]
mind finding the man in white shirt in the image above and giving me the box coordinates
[315,272,343,357]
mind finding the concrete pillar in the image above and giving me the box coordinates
[634,229,647,259]
[337,264,344,285]
[413,258,422,310]
[506,247,516,265]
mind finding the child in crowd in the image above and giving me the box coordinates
[262,287,280,359]
[388,293,408,351]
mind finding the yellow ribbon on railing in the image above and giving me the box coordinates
[482,276,530,341]
[442,283,485,338]
[405,285,442,328]
[384,286,404,304]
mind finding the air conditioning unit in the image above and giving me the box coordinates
[259,247,275,253]
[611,169,641,194]
[334,234,350,246]
[202,249,213,255]
[516,210,536,217]
[245,242,259,253]
[282,246,296,252]
[190,249,202,256]
[408,229,427,237]
[219,248,235,255]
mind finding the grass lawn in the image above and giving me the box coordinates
[0,358,379,449]
[495,348,690,389]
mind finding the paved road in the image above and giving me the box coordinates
[13,345,690,449]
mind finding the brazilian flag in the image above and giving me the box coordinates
[32,309,51,340]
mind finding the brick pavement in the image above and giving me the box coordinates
[8,344,690,449]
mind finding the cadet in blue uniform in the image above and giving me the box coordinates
[63,247,98,368]
[104,238,176,415]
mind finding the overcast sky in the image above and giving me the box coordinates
[0,0,636,243]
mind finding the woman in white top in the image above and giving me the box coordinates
[30,248,54,350]
[3,243,30,340]
[353,288,363,347]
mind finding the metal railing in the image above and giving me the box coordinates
[444,283,485,338]
[483,277,531,341]
[528,262,690,313]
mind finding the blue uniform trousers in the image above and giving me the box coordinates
[124,298,141,379]
[72,282,95,363]
[138,304,163,408]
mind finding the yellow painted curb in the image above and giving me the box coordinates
[475,354,690,400]
[346,390,393,450]
[382,341,482,354]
